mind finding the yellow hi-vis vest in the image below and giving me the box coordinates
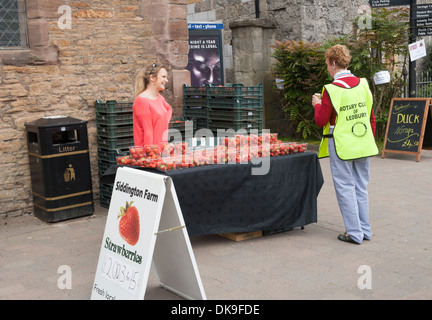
[318,78,378,160]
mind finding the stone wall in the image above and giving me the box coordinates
[186,0,369,135]
[266,0,368,42]
[188,0,368,41]
[187,0,369,83]
[0,0,189,217]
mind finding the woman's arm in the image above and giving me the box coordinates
[314,89,334,128]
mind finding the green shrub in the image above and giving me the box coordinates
[272,7,410,140]
[271,40,328,140]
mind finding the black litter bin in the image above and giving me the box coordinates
[25,116,94,222]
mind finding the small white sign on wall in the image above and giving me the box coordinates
[409,39,427,62]
[373,71,391,85]
[91,167,206,300]
[275,78,284,90]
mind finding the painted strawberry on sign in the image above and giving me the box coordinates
[118,201,140,246]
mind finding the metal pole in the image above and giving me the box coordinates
[409,0,417,97]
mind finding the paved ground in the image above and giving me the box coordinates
[1,149,432,300]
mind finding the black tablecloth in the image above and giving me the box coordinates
[101,152,324,237]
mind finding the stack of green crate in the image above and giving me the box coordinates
[95,100,134,208]
[168,117,195,143]
[183,84,209,131]
[207,83,263,133]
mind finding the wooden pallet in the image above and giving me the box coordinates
[218,231,262,242]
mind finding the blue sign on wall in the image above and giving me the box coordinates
[188,23,224,30]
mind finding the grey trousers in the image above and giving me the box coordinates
[328,131,372,244]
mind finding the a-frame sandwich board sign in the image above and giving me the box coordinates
[382,98,431,162]
[91,166,206,300]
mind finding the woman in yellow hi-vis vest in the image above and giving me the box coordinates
[312,45,378,244]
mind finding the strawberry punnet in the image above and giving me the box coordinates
[118,201,140,246]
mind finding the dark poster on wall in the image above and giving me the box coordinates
[187,23,224,87]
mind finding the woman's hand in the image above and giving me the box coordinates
[312,94,321,107]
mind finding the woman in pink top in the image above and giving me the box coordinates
[133,63,172,147]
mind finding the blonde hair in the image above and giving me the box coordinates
[134,63,164,98]
[325,45,351,69]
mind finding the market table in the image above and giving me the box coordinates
[101,152,324,237]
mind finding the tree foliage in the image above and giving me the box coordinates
[271,40,327,139]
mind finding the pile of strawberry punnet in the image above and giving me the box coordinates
[116,133,307,171]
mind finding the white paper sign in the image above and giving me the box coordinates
[275,78,284,90]
[409,39,427,62]
[91,167,206,300]
[373,71,391,85]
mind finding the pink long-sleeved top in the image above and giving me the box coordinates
[133,94,172,147]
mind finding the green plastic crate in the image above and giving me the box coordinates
[167,119,195,142]
[181,118,209,131]
[95,100,133,113]
[99,183,113,208]
[97,123,133,138]
[100,183,113,196]
[195,118,210,131]
[100,194,111,208]
[98,159,114,177]
[97,135,134,149]
[209,107,262,121]
[169,119,195,131]
[97,147,128,163]
[184,106,208,119]
[208,97,262,109]
[207,83,262,98]
[184,96,207,107]
[96,112,133,125]
[208,119,262,133]
[183,84,211,97]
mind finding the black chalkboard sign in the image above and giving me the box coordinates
[382,98,431,162]
[423,112,432,149]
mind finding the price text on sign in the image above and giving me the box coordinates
[101,252,141,295]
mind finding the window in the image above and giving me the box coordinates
[0,0,57,65]
[0,0,28,49]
